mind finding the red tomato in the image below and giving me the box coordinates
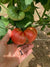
[24,27,37,43]
[11,28,26,45]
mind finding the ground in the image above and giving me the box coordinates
[0,3,50,67]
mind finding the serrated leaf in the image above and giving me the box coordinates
[0,28,6,36]
[25,0,33,5]
[1,16,9,26]
[0,20,7,36]
[0,20,5,29]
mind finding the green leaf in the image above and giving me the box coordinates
[29,2,35,14]
[20,0,31,12]
[0,20,7,36]
[1,16,9,26]
[25,0,33,5]
[16,18,32,29]
[0,28,6,36]
[15,12,33,30]
[0,20,5,29]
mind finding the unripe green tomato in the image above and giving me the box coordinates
[1,0,9,4]
[7,6,25,21]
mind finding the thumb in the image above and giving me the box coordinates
[1,29,12,44]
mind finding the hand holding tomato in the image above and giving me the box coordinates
[0,30,33,67]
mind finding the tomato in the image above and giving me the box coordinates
[24,27,37,43]
[11,28,26,45]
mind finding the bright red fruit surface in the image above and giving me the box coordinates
[24,27,37,43]
[11,28,26,45]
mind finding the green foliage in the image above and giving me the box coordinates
[0,0,50,37]
[7,6,25,21]
[1,16,9,26]
[0,20,7,36]
[16,12,33,30]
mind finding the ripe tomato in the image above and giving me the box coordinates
[11,28,26,45]
[24,27,37,43]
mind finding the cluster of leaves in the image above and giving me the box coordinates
[0,0,50,38]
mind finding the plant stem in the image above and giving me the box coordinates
[36,9,41,19]
[24,22,32,28]
[0,3,7,10]
[42,9,46,18]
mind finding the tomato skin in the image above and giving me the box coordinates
[24,27,37,43]
[11,28,26,45]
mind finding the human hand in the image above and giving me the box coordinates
[0,30,34,67]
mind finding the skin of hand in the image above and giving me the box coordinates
[0,30,34,67]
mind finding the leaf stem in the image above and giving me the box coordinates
[36,9,41,19]
[42,9,46,18]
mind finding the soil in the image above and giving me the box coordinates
[0,3,50,67]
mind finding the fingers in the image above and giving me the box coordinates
[22,44,33,53]
[19,43,34,50]
[26,49,33,56]
[1,30,11,44]
[20,49,32,63]
[18,44,33,53]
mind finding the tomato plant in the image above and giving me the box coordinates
[0,0,50,44]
